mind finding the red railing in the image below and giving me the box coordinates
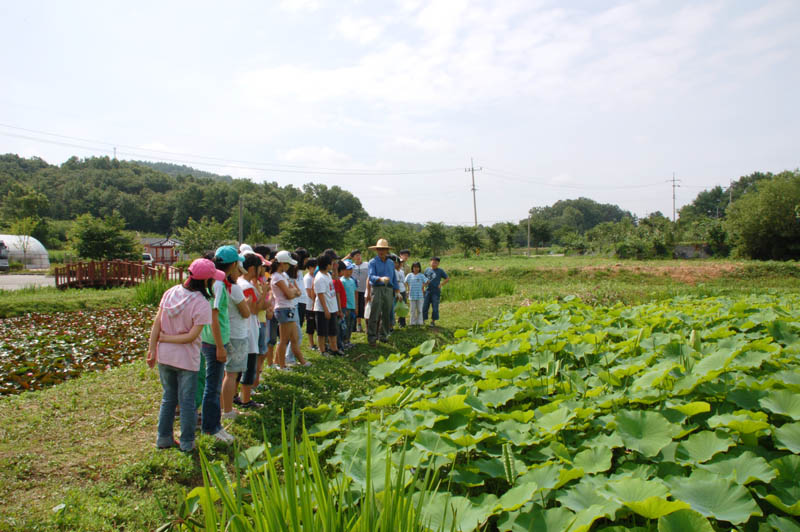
[54,260,184,290]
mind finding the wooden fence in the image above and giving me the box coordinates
[54,260,184,290]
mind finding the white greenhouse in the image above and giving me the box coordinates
[0,234,50,269]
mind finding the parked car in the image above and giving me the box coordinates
[142,253,154,265]
[0,240,8,272]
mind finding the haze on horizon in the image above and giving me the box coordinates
[1,0,798,225]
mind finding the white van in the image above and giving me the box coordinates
[0,240,9,271]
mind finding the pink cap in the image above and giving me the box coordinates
[253,252,269,266]
[188,258,225,281]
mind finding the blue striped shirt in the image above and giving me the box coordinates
[405,272,426,300]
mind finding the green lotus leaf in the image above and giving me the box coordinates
[695,450,776,485]
[420,492,498,532]
[368,385,406,407]
[414,394,472,415]
[418,338,436,355]
[771,454,800,481]
[657,508,714,532]
[386,409,443,435]
[668,475,762,524]
[449,340,480,358]
[497,506,576,532]
[767,319,800,345]
[557,480,621,516]
[586,431,625,450]
[674,430,733,465]
[773,422,800,453]
[413,429,459,457]
[494,419,533,446]
[518,462,583,494]
[706,411,770,434]
[495,410,536,423]
[615,410,679,457]
[625,497,691,520]
[444,429,495,447]
[760,389,800,420]
[573,446,612,474]
[368,359,406,380]
[481,386,521,407]
[307,419,343,438]
[568,504,617,532]
[487,366,528,380]
[667,401,710,417]
[602,477,669,504]
[536,406,576,436]
[475,377,509,390]
[497,481,539,511]
[631,361,681,391]
[759,482,800,516]
[767,515,800,532]
[725,388,766,410]
[450,466,484,487]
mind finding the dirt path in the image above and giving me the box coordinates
[0,274,54,291]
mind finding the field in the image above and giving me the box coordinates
[0,256,799,531]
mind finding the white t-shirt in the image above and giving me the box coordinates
[296,270,309,306]
[303,272,315,303]
[227,282,248,339]
[271,271,293,309]
[352,262,369,293]
[395,269,406,293]
[313,271,338,313]
[237,277,260,353]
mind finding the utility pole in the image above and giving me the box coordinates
[465,158,482,227]
[669,172,682,222]
[238,197,244,246]
[527,211,531,257]
[113,147,117,160]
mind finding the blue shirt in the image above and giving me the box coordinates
[368,256,399,290]
[341,277,357,309]
[424,267,448,291]
[405,272,426,300]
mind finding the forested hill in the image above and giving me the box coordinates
[0,154,367,237]
[132,160,233,182]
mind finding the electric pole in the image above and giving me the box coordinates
[238,197,244,246]
[527,211,531,257]
[669,172,682,222]
[465,158,482,227]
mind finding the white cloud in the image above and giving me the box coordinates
[392,136,450,152]
[337,15,384,44]
[281,145,359,169]
[278,0,320,13]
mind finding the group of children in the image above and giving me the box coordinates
[146,243,448,451]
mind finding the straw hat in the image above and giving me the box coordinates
[368,238,392,250]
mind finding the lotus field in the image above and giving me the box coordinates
[302,294,800,531]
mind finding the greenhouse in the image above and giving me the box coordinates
[0,234,50,270]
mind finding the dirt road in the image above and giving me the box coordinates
[0,274,54,291]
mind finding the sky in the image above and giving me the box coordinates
[1,0,798,225]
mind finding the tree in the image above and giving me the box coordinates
[71,213,138,260]
[453,225,483,258]
[279,203,344,255]
[420,222,448,257]
[529,219,553,252]
[725,171,800,260]
[10,217,36,268]
[345,219,381,255]
[504,222,518,254]
[177,217,234,256]
[485,226,501,253]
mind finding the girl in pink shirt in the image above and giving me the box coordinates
[146,258,223,452]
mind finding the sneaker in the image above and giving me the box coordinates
[157,438,179,449]
[323,350,336,357]
[241,400,263,409]
[180,441,197,453]
[233,395,243,406]
[212,428,234,443]
[301,361,312,367]
[311,345,319,351]
[270,364,281,370]
[222,409,239,420]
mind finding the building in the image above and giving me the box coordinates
[0,234,50,270]
[141,237,185,265]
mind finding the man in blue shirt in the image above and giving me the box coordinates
[366,238,399,346]
[423,256,449,327]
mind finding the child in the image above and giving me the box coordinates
[340,261,357,348]
[198,246,245,443]
[236,253,268,408]
[303,258,318,350]
[313,254,342,356]
[251,253,273,392]
[333,261,348,352]
[423,256,449,327]
[271,250,311,369]
[256,245,279,367]
[147,258,222,452]
[394,257,407,328]
[405,262,427,326]
[220,247,252,422]
[348,250,369,333]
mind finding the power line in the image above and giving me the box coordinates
[483,168,666,190]
[0,123,462,176]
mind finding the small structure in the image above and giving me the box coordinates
[142,237,184,265]
[674,244,712,259]
[0,234,50,270]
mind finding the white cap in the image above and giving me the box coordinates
[275,250,297,265]
[239,243,253,254]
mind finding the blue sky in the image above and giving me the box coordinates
[1,0,798,225]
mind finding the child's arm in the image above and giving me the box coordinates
[159,324,205,344]
[146,307,163,368]
[210,308,227,363]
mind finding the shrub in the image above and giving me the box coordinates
[8,261,24,272]
[134,277,178,306]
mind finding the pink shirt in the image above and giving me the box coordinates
[270,271,293,309]
[157,284,212,371]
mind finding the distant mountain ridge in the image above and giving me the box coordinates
[132,160,233,182]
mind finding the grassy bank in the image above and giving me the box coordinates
[1,257,800,530]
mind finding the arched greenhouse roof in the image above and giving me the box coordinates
[0,234,50,269]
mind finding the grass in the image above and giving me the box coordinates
[1,256,800,530]
[0,286,135,318]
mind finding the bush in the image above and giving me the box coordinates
[8,261,24,272]
[134,277,178,306]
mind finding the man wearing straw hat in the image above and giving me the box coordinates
[366,238,399,347]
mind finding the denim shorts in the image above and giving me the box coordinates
[226,337,249,373]
[275,307,297,324]
[258,322,269,354]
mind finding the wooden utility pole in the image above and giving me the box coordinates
[465,158,482,227]
[527,211,531,257]
[238,197,244,246]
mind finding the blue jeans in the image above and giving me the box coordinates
[201,341,231,434]
[157,363,198,451]
[423,289,441,321]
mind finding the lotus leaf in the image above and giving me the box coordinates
[573,446,613,474]
[414,394,472,415]
[758,482,800,516]
[615,410,679,457]
[667,401,710,417]
[767,515,800,532]
[668,475,762,524]
[420,492,498,532]
[497,506,576,532]
[674,430,733,464]
[773,422,800,453]
[368,359,406,380]
[536,406,576,436]
[657,508,714,532]
[706,411,770,434]
[759,389,800,420]
[695,450,776,485]
[413,429,459,457]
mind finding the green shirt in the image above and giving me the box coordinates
[201,280,230,345]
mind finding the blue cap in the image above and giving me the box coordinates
[215,245,245,264]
